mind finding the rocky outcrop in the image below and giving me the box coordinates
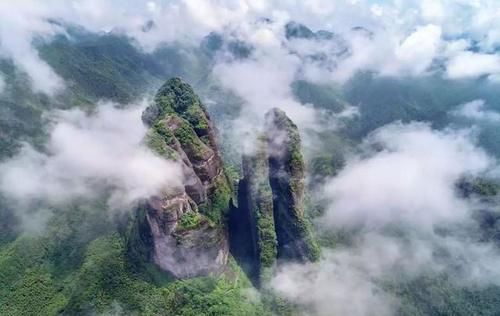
[266,108,319,262]
[128,78,231,279]
[137,189,228,278]
[229,137,277,286]
[229,108,319,285]
[128,79,316,280]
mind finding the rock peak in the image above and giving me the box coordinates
[230,108,319,286]
[129,78,231,279]
[264,108,318,262]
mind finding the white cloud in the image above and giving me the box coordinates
[2,0,500,92]
[393,24,442,75]
[321,122,492,229]
[271,122,500,316]
[214,56,313,120]
[447,51,500,79]
[272,231,500,316]
[325,24,442,82]
[0,102,183,210]
[272,244,398,316]
[420,0,445,22]
[453,99,500,122]
[146,1,157,13]
[212,30,318,136]
[0,1,64,94]
[443,39,471,57]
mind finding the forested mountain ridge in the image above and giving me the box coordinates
[2,16,500,316]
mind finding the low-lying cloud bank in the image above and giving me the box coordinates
[0,103,182,212]
[271,122,500,316]
[322,122,492,229]
[4,1,500,94]
[453,99,500,123]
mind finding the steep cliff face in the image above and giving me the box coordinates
[266,108,319,262]
[128,78,231,279]
[229,137,277,286]
[129,79,316,280]
[229,108,319,285]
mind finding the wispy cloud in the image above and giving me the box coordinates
[3,0,500,95]
[452,99,500,122]
[447,51,500,80]
[271,122,500,316]
[0,102,182,212]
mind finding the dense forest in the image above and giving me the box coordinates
[2,2,500,315]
